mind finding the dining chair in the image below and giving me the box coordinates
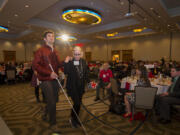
[131,86,158,121]
[6,70,16,84]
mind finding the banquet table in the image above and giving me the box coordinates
[121,76,171,95]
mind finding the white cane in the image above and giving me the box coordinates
[48,64,88,135]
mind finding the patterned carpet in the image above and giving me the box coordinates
[0,83,180,135]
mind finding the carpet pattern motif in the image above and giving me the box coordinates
[0,83,180,135]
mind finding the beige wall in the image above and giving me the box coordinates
[0,40,73,62]
[0,32,179,62]
[171,33,180,61]
[0,40,26,62]
[84,32,180,62]
[17,42,72,62]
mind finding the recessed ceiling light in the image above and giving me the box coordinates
[133,27,147,33]
[120,2,124,5]
[90,2,94,5]
[106,32,118,37]
[125,12,134,17]
[14,14,18,17]
[25,5,29,8]
[158,16,161,18]
[150,8,154,10]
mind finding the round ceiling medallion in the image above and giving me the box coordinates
[62,8,101,25]
[0,26,8,32]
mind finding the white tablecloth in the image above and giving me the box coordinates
[121,78,170,95]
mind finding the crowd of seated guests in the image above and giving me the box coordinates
[90,59,180,124]
[0,61,33,84]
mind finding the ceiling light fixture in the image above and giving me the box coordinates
[61,34,69,41]
[25,5,29,8]
[133,27,147,33]
[125,0,134,17]
[120,2,124,5]
[0,26,8,32]
[62,8,101,25]
[106,32,118,37]
[56,34,77,42]
[14,14,18,17]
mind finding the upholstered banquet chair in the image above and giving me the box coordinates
[131,86,158,121]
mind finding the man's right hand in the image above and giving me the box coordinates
[65,56,72,63]
[50,72,58,79]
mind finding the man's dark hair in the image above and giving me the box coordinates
[43,31,54,38]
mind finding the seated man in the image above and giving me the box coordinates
[94,62,113,101]
[156,66,180,124]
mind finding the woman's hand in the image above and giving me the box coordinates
[65,56,72,63]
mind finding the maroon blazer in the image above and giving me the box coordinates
[32,44,61,81]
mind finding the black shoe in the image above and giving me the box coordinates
[42,113,48,122]
[76,120,82,127]
[94,97,100,101]
[37,99,41,103]
[108,107,115,113]
[69,119,78,128]
[49,124,62,134]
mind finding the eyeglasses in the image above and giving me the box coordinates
[74,54,81,56]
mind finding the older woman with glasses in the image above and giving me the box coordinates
[64,46,90,128]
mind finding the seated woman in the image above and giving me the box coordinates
[124,66,151,117]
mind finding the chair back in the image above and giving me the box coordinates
[135,86,157,109]
[110,78,119,95]
[6,70,16,80]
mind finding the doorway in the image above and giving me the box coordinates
[3,51,16,63]
[85,52,92,62]
[112,50,120,62]
[122,50,133,62]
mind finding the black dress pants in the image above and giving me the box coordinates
[70,91,83,123]
[40,80,59,125]
[156,95,180,120]
[96,81,109,98]
[35,86,45,102]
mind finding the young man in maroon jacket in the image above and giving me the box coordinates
[33,31,62,133]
